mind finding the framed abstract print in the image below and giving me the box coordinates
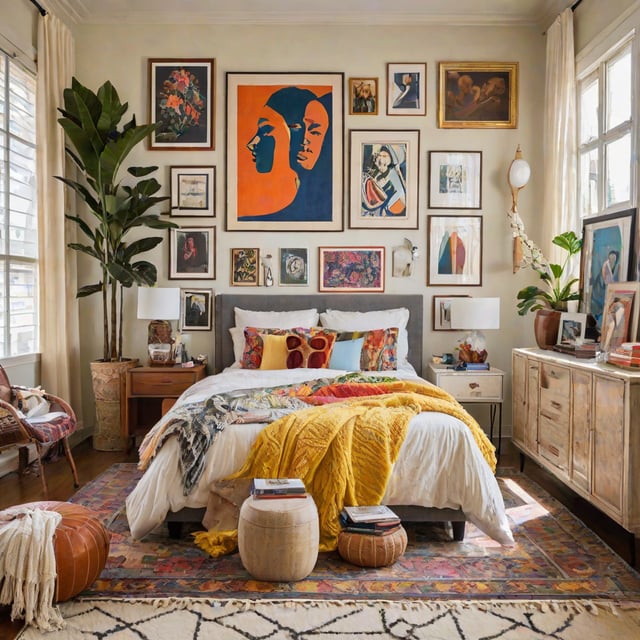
[169,226,215,279]
[557,312,588,345]
[226,72,344,232]
[180,288,213,331]
[437,62,518,129]
[600,282,640,351]
[386,63,427,116]
[279,248,309,286]
[349,129,420,229]
[170,166,215,217]
[349,78,378,115]
[432,295,469,331]
[427,215,483,286]
[231,248,260,286]
[318,246,385,293]
[428,151,482,209]
[148,59,215,150]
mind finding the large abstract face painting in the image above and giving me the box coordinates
[226,73,344,232]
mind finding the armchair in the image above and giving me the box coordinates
[0,365,79,496]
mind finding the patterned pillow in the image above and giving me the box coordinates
[286,328,337,369]
[335,328,399,371]
[241,327,288,369]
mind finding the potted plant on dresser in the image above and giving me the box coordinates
[516,230,583,349]
[57,78,176,450]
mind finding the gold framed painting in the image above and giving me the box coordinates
[348,78,378,115]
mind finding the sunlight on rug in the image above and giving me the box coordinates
[16,597,640,639]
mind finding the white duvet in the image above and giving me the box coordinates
[126,367,514,546]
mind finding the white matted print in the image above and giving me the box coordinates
[169,226,215,279]
[428,151,482,209]
[557,312,587,345]
[387,63,426,116]
[170,166,215,217]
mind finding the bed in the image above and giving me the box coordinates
[125,293,514,549]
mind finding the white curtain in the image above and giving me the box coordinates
[542,8,578,260]
[36,14,82,423]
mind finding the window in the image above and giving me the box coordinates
[577,38,634,219]
[0,51,38,357]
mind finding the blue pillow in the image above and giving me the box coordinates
[329,337,365,370]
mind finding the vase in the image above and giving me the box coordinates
[533,309,561,350]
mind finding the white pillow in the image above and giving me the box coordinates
[319,307,410,365]
[234,307,319,330]
[230,326,245,365]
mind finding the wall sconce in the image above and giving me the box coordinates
[449,297,501,363]
[261,254,274,287]
[507,144,531,273]
[392,238,419,277]
[137,287,181,365]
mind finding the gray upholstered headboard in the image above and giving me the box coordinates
[214,293,423,375]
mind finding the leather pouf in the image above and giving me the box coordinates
[338,526,408,568]
[1,500,111,602]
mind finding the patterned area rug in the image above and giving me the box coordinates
[17,597,640,639]
[69,463,640,601]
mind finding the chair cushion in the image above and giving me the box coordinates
[22,414,75,443]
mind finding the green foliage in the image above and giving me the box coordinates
[57,77,177,362]
[516,231,583,316]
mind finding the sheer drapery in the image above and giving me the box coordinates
[542,8,578,261]
[36,14,82,424]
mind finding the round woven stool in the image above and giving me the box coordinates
[1,500,111,602]
[338,525,407,568]
[238,495,319,581]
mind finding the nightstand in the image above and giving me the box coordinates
[426,362,504,455]
[123,364,206,445]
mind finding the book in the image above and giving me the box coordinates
[607,351,640,368]
[341,505,400,524]
[250,478,306,496]
[341,524,402,536]
[455,362,490,371]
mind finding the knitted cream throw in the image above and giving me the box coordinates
[0,507,64,631]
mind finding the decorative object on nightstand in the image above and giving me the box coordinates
[449,297,500,363]
[137,287,181,366]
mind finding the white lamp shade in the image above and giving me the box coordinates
[508,158,531,190]
[449,297,501,330]
[137,287,181,320]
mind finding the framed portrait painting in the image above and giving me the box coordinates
[428,151,482,209]
[180,288,213,331]
[319,246,385,293]
[427,215,483,286]
[349,78,378,115]
[386,63,427,116]
[170,166,215,217]
[279,248,309,286]
[231,248,260,286]
[580,208,637,329]
[226,72,344,232]
[437,62,518,129]
[349,129,420,229]
[148,58,215,150]
[169,226,215,279]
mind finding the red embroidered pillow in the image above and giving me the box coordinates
[286,329,337,369]
[336,328,399,371]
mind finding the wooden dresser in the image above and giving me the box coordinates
[512,347,640,536]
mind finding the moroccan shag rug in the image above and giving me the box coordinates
[17,597,640,639]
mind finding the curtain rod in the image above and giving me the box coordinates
[571,0,583,11]
[29,0,47,16]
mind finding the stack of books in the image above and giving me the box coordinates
[339,505,401,536]
[250,478,307,499]
[607,342,640,369]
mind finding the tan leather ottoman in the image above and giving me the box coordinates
[338,525,407,568]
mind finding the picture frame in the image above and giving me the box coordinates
[180,288,213,331]
[348,77,378,115]
[557,312,588,345]
[148,58,215,150]
[231,248,260,286]
[279,248,309,286]
[600,282,640,350]
[386,63,427,116]
[432,295,469,331]
[580,208,637,329]
[427,215,483,286]
[170,166,215,217]
[169,226,215,279]
[428,151,482,209]
[226,72,344,232]
[349,129,420,229]
[437,62,518,129]
[318,246,385,293]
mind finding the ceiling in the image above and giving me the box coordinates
[47,0,575,29]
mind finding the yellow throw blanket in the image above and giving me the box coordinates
[194,380,495,555]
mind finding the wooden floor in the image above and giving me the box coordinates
[0,437,637,637]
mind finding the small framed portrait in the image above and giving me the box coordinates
[432,295,469,331]
[428,151,482,209]
[557,312,588,345]
[148,58,215,150]
[319,246,385,293]
[170,166,215,217]
[279,248,309,286]
[180,288,213,331]
[348,77,378,115]
[231,248,260,286]
[387,63,427,116]
[600,282,640,351]
[437,61,518,129]
[169,226,215,279]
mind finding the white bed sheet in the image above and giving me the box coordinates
[125,367,514,546]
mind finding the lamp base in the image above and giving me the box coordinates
[457,330,489,363]
[148,359,176,367]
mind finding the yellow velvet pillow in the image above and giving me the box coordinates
[258,334,291,370]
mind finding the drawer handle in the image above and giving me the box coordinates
[550,400,562,410]
[468,383,480,390]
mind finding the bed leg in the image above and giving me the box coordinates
[451,521,466,541]
[519,452,525,473]
[167,521,183,539]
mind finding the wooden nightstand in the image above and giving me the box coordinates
[123,364,206,444]
[426,362,504,455]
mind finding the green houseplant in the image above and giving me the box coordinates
[56,77,176,449]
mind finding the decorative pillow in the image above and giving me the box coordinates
[241,327,288,369]
[234,307,319,331]
[259,334,291,370]
[332,328,399,371]
[328,337,365,370]
[286,329,337,369]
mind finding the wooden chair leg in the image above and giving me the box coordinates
[34,441,48,497]
[62,436,80,487]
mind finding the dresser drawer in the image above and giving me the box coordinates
[437,373,503,401]
[130,371,198,396]
[539,363,570,421]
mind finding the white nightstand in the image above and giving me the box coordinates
[426,362,505,455]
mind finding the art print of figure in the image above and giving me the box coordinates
[589,226,622,326]
[445,70,510,122]
[360,143,407,218]
[176,231,208,273]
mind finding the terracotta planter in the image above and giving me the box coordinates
[90,359,139,451]
[534,309,561,350]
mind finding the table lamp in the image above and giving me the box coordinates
[449,297,501,363]
[137,287,181,365]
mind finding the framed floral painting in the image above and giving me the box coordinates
[148,58,215,150]
[231,248,260,286]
